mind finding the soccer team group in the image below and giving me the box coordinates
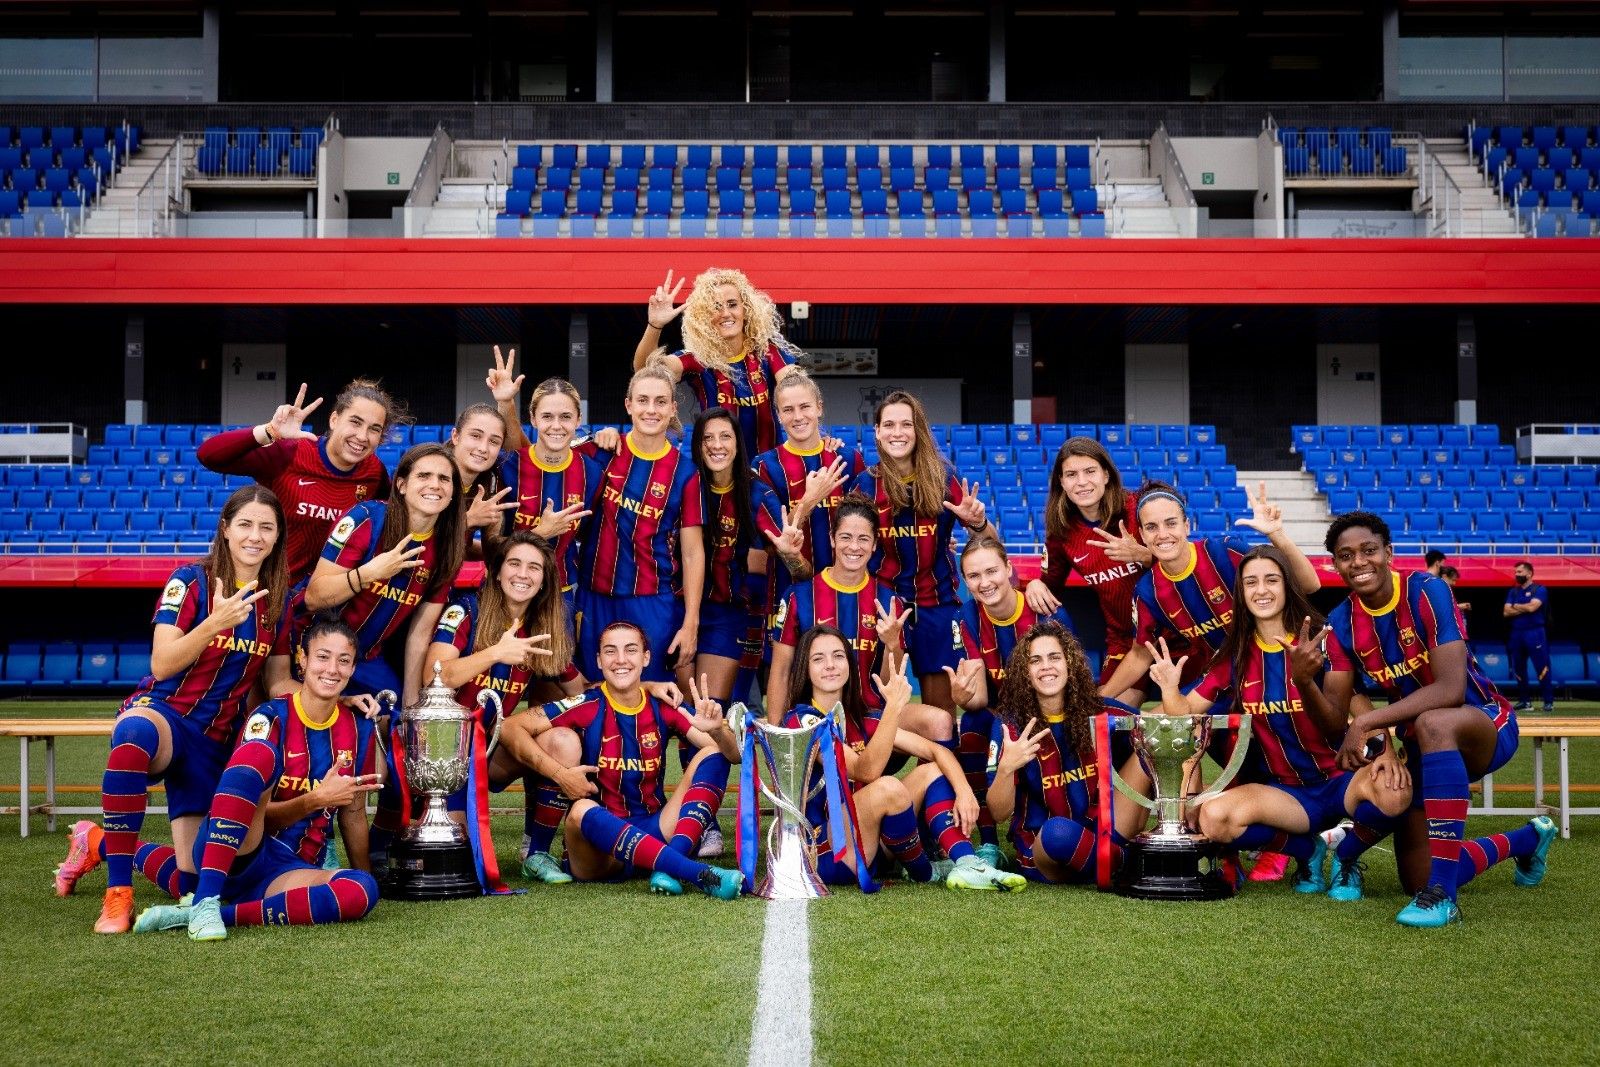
[52,267,1556,941]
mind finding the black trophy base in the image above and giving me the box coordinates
[1113,833,1236,901]
[381,838,480,900]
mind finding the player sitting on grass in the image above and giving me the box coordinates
[1144,545,1412,901]
[132,617,383,940]
[1322,512,1557,928]
[488,621,743,899]
[987,620,1151,885]
[779,624,1020,890]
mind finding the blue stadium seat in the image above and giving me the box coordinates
[751,166,777,192]
[751,145,777,169]
[116,643,152,687]
[857,166,883,191]
[81,643,116,686]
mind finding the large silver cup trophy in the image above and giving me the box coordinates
[738,704,839,899]
[1107,712,1253,901]
[376,662,502,900]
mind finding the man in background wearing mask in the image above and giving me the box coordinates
[1503,561,1554,712]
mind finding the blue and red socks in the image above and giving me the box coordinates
[878,804,934,882]
[223,869,378,927]
[578,805,709,885]
[1035,816,1130,877]
[192,739,277,903]
[1231,823,1318,862]
[134,842,182,899]
[525,777,569,857]
[1456,821,1543,888]
[957,710,999,847]
[668,753,730,856]
[922,776,975,863]
[101,715,160,889]
[1337,800,1398,862]
[1420,750,1471,900]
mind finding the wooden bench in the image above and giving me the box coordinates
[1476,716,1600,839]
[0,718,140,838]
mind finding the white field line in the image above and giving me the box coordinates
[747,899,812,1067]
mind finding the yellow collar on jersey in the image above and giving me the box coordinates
[1161,541,1199,582]
[601,682,646,715]
[983,594,1026,628]
[1359,573,1403,618]
[783,438,824,458]
[293,691,339,731]
[529,445,572,474]
[626,431,672,462]
[822,567,870,595]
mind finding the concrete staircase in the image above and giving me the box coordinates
[1108,177,1182,237]
[420,178,496,236]
[1421,138,1521,238]
[79,138,178,237]
[1237,470,1331,555]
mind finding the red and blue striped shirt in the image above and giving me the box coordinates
[676,343,797,456]
[987,711,1104,873]
[1133,536,1250,683]
[543,684,697,819]
[959,596,1076,705]
[242,693,376,864]
[778,569,898,710]
[753,439,868,620]
[320,501,453,661]
[1190,637,1341,788]
[850,464,966,607]
[504,443,608,594]
[703,483,754,608]
[433,593,581,720]
[125,563,291,744]
[579,433,703,598]
[1326,570,1512,738]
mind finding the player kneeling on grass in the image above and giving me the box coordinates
[1144,545,1411,901]
[987,621,1151,885]
[133,618,383,940]
[780,625,1020,891]
[488,621,743,899]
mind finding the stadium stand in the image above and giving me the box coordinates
[190,124,322,180]
[1468,120,1600,237]
[1,120,139,235]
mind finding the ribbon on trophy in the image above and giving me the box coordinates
[1093,712,1115,892]
[463,704,516,895]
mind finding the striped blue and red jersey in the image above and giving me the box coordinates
[1326,570,1512,739]
[987,711,1103,863]
[778,569,899,710]
[959,596,1076,703]
[579,433,703,598]
[320,501,453,661]
[433,593,581,721]
[123,563,291,744]
[1133,535,1249,681]
[240,693,376,865]
[675,343,797,455]
[702,483,755,608]
[543,684,697,819]
[197,429,389,581]
[782,704,881,833]
[1039,495,1146,656]
[504,443,608,594]
[850,464,966,607]
[1189,637,1342,788]
[753,440,869,591]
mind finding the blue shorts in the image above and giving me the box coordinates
[906,603,964,677]
[576,589,684,683]
[1012,820,1127,884]
[1404,710,1520,809]
[1263,773,1354,832]
[698,600,753,663]
[130,699,231,820]
[219,836,319,903]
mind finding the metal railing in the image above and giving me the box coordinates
[131,138,182,237]
[403,124,452,238]
[1415,138,1467,236]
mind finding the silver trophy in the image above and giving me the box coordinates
[739,703,840,900]
[1107,712,1253,900]
[376,661,503,900]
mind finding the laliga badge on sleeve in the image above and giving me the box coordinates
[329,514,358,547]
[244,712,272,741]
[161,578,187,609]
[438,604,467,635]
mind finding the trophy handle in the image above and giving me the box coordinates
[371,689,399,773]
[1104,714,1156,812]
[1188,714,1254,807]
[477,689,505,757]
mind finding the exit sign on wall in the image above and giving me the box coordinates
[387,172,400,185]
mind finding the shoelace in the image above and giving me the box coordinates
[1412,883,1451,909]
[1335,860,1366,887]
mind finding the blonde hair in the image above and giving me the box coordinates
[528,376,583,426]
[628,356,685,437]
[679,267,799,372]
[775,366,824,407]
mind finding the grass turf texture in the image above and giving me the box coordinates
[3,699,1599,1065]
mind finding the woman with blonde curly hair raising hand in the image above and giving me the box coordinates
[632,267,802,456]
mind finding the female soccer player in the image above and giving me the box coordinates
[301,442,466,704]
[131,617,382,940]
[427,530,583,883]
[780,625,1020,890]
[986,620,1150,884]
[1322,512,1555,927]
[1142,545,1412,901]
[66,485,292,934]
[487,354,605,613]
[489,622,744,899]
[197,379,400,580]
[1025,436,1149,686]
[850,390,995,713]
[575,361,704,682]
[1097,480,1320,703]
[447,401,519,554]
[948,535,1077,866]
[633,267,802,455]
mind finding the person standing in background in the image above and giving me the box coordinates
[1424,550,1446,578]
[1504,561,1554,712]
[1438,565,1471,633]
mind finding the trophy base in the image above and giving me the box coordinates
[381,837,480,901]
[1113,833,1236,902]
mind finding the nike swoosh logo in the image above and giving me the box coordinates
[1357,648,1380,658]
[296,479,316,487]
[608,472,625,482]
[287,751,305,758]
[601,734,621,745]
[1243,680,1262,688]
[1072,553,1090,563]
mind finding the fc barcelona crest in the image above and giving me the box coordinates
[649,482,668,499]
[354,485,369,500]
[1399,626,1418,647]
[1206,586,1227,605]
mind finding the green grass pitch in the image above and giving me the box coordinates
[3,699,1598,1065]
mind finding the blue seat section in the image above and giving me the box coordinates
[1296,423,1599,550]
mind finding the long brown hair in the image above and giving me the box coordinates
[995,619,1101,756]
[1045,436,1131,541]
[378,443,465,602]
[873,390,949,516]
[204,484,289,626]
[788,624,872,739]
[1212,545,1325,706]
[473,530,573,676]
[452,401,510,507]
[691,406,755,559]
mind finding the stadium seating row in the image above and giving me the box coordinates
[1304,445,1520,468]
[194,126,322,180]
[1291,423,1500,449]
[1327,487,1600,513]
[0,466,252,490]
[0,123,138,157]
[1283,145,1408,179]
[0,510,222,533]
[512,161,1102,196]
[1277,126,1395,154]
[502,186,1102,223]
[513,143,1095,173]
[2,487,235,510]
[1470,123,1598,158]
[1311,465,1599,490]
[1319,507,1600,535]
